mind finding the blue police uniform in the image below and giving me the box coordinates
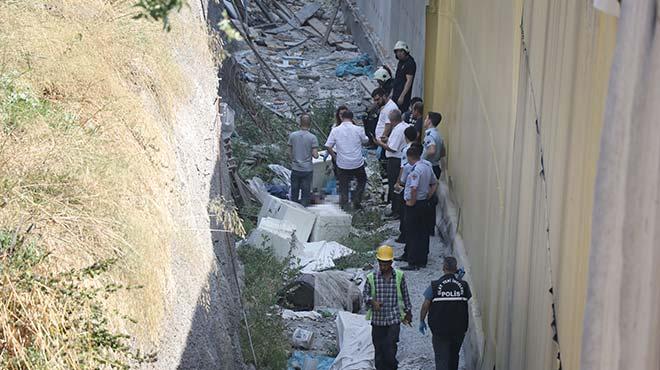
[403,160,436,268]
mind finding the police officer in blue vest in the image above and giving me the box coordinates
[419,257,472,370]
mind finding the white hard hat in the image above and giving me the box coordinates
[373,67,391,82]
[393,40,410,53]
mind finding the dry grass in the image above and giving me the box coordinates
[0,0,208,366]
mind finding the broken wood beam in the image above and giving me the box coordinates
[323,2,341,46]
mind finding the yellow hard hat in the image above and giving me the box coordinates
[376,245,394,261]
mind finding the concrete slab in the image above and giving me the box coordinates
[307,204,352,242]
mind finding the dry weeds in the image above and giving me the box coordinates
[0,0,205,366]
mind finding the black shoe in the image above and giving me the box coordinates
[394,255,407,262]
[400,265,419,271]
[385,213,400,220]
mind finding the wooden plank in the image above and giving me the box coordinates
[306,18,340,45]
[294,3,322,25]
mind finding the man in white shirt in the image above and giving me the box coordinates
[372,88,400,142]
[375,109,411,219]
[325,110,369,210]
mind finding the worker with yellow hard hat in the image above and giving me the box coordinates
[363,245,413,370]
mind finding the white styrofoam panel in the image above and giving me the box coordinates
[258,195,316,242]
[307,204,353,242]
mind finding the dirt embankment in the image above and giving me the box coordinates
[0,1,243,368]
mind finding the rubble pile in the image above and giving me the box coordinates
[227,0,377,121]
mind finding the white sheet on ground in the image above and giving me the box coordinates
[299,241,354,273]
[330,311,374,370]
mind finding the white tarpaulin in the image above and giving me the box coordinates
[298,241,354,273]
[330,312,374,370]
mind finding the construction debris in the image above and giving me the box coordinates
[227,0,373,121]
[292,327,315,349]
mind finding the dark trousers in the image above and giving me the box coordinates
[372,324,400,370]
[291,170,313,206]
[386,157,402,214]
[405,200,431,266]
[398,206,407,243]
[432,334,465,370]
[337,165,367,209]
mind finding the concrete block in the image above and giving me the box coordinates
[250,217,302,260]
[258,195,316,242]
[307,204,353,242]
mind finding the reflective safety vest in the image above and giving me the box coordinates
[366,269,406,321]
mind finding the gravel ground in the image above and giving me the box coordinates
[388,227,467,370]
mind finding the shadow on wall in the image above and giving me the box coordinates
[177,140,245,370]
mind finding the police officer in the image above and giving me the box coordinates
[419,257,472,370]
[400,144,437,270]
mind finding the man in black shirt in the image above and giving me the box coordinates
[419,257,472,370]
[392,41,417,112]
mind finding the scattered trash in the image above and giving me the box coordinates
[279,271,362,312]
[292,327,315,349]
[313,270,362,313]
[266,183,289,199]
[282,309,323,321]
[330,312,374,370]
[288,351,335,370]
[268,164,292,187]
[247,177,269,202]
[279,274,315,311]
[336,54,373,78]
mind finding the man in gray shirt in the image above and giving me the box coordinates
[288,114,319,206]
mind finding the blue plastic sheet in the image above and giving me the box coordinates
[287,351,335,370]
[335,54,373,77]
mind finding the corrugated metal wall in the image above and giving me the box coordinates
[424,1,617,369]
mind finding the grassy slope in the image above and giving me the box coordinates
[0,0,212,366]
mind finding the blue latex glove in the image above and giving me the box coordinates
[419,321,427,335]
[456,268,465,279]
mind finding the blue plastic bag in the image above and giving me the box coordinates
[287,351,335,370]
[335,54,373,77]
